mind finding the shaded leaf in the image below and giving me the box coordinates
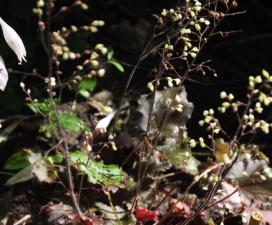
[239,176,272,202]
[135,87,193,135]
[59,112,81,132]
[27,151,53,183]
[4,151,30,170]
[5,166,34,186]
[5,151,53,186]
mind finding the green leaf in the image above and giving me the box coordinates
[77,78,97,98]
[59,113,82,132]
[5,151,53,186]
[108,60,125,73]
[27,99,52,114]
[69,151,125,186]
[95,202,126,220]
[48,153,64,164]
[107,49,114,60]
[5,166,34,186]
[160,138,200,175]
[4,151,30,170]
[78,90,90,98]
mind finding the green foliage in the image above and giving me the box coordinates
[27,99,53,114]
[59,112,82,132]
[69,150,125,187]
[107,49,125,73]
[48,153,64,164]
[5,150,54,186]
[4,151,30,170]
[76,78,97,98]
[108,60,125,73]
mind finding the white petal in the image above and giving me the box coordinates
[95,111,116,129]
[0,17,26,64]
[0,56,8,91]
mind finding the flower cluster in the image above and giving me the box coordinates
[219,70,272,135]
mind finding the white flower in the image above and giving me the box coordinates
[95,111,116,129]
[0,56,8,91]
[0,17,26,64]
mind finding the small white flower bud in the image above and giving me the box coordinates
[20,82,25,89]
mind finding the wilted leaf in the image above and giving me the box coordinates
[239,176,272,202]
[5,166,34,186]
[5,151,53,186]
[226,156,269,180]
[226,152,272,203]
[95,202,126,220]
[214,138,230,163]
[46,202,74,224]
[70,151,125,186]
[28,151,53,182]
[135,87,193,135]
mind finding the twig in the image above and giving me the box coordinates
[42,0,82,216]
[13,215,31,225]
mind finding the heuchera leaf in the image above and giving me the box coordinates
[27,100,51,114]
[59,112,81,132]
[69,150,125,186]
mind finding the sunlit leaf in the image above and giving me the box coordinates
[95,202,126,220]
[27,99,53,114]
[77,78,97,99]
[161,138,200,175]
[108,60,125,73]
[47,153,64,164]
[107,49,114,60]
[214,138,230,163]
[69,150,125,186]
